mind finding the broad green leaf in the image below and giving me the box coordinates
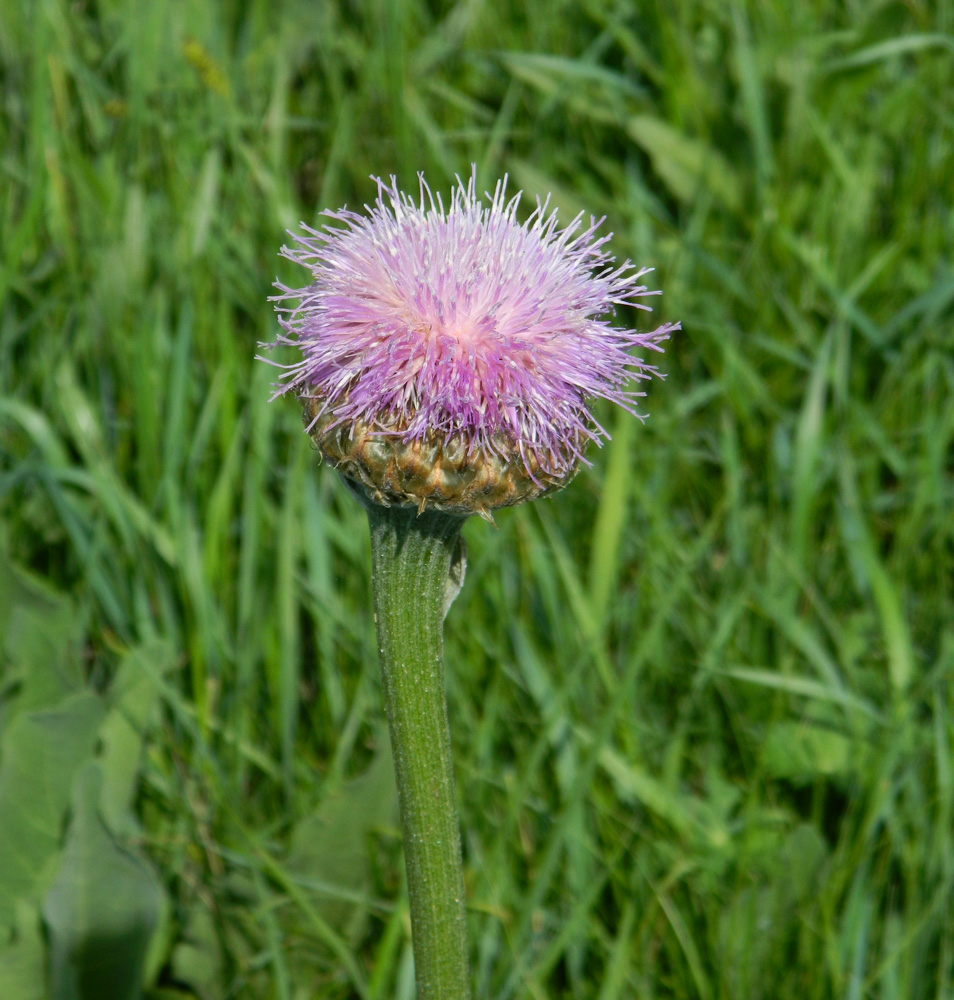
[97,641,174,834]
[762,720,854,782]
[0,902,46,1000]
[286,737,398,942]
[0,691,105,932]
[43,763,165,1000]
[0,545,83,715]
[170,905,225,1000]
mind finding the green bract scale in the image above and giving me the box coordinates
[304,396,580,522]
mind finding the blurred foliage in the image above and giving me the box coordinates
[0,547,169,998]
[1,0,953,997]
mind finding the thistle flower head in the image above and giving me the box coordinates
[266,169,678,519]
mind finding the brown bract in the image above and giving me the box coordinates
[303,396,580,523]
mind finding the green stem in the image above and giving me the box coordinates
[365,501,472,1000]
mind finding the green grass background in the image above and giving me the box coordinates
[1,0,953,997]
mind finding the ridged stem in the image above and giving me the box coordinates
[364,501,472,1000]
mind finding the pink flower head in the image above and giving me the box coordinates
[266,169,677,513]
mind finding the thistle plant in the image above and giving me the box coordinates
[265,170,677,999]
